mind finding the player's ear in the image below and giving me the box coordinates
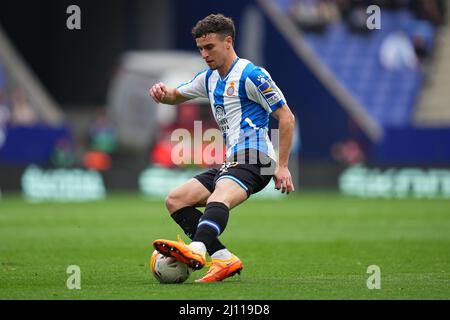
[225,35,233,49]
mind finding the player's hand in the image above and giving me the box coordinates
[273,166,294,194]
[149,82,168,104]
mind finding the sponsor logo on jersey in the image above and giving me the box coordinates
[214,105,230,133]
[257,79,282,106]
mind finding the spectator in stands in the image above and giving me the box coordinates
[380,30,419,70]
[0,60,6,90]
[0,62,10,127]
[411,33,429,64]
[0,90,9,149]
[373,0,413,10]
[408,20,436,65]
[10,88,38,125]
[88,108,118,154]
[0,90,10,127]
[331,139,365,165]
[290,0,341,32]
[51,137,75,168]
[341,0,372,33]
[0,61,9,149]
[410,0,446,27]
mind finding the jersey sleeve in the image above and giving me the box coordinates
[176,69,208,99]
[245,67,287,113]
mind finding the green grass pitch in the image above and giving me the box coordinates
[0,192,449,299]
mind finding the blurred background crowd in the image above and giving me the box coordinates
[0,0,449,197]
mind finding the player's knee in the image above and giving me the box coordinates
[165,191,181,214]
[165,189,194,214]
[206,194,230,208]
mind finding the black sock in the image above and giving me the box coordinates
[171,206,226,255]
[193,202,229,249]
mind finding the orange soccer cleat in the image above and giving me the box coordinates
[153,236,206,270]
[195,254,243,283]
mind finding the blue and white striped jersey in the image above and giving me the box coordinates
[177,57,286,161]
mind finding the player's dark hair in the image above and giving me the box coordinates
[192,14,235,43]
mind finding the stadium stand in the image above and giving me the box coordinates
[0,26,70,166]
[271,0,450,164]
[277,1,436,127]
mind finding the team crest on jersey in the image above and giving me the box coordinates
[257,79,282,106]
[226,82,235,96]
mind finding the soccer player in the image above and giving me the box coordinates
[149,14,296,282]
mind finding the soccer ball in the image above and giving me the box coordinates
[150,250,192,284]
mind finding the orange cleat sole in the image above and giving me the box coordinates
[153,239,205,270]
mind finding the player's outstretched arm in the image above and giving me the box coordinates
[271,104,296,194]
[149,82,190,105]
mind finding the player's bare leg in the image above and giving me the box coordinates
[206,178,248,209]
[165,178,211,214]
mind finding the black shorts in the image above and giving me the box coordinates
[194,149,276,197]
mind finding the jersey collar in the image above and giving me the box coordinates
[219,57,240,82]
